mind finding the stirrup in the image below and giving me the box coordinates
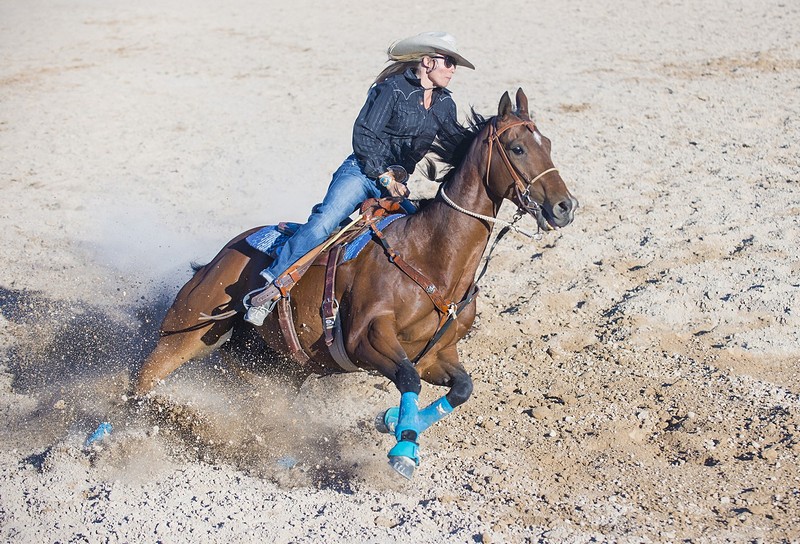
[243,296,280,326]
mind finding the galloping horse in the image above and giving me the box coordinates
[133,89,578,478]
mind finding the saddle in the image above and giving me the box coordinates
[267,197,477,371]
[264,197,405,368]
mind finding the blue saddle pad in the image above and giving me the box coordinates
[342,214,404,262]
[245,215,404,262]
[245,223,302,258]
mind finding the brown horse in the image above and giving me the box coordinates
[133,89,578,478]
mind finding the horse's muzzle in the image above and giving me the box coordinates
[541,194,579,230]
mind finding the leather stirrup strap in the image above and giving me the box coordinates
[320,244,361,371]
[276,297,310,365]
[273,213,365,297]
[322,245,342,346]
[273,237,329,296]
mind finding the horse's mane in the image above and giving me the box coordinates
[423,108,490,184]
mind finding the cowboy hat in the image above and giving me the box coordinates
[387,31,475,70]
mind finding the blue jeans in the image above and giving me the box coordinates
[261,155,383,282]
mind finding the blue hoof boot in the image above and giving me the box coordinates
[388,439,419,462]
[85,422,112,447]
[388,455,416,480]
[375,406,399,434]
[388,440,419,468]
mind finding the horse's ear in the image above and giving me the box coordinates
[498,91,512,117]
[515,88,529,116]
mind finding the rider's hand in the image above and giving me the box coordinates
[378,171,410,199]
[388,179,410,199]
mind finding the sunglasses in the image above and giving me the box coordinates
[430,55,457,68]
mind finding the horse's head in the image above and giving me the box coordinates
[487,88,578,231]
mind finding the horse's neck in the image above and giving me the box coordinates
[416,151,500,295]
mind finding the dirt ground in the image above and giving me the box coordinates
[1,0,799,542]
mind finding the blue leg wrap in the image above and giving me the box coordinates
[394,392,421,440]
[383,395,455,435]
[388,392,422,464]
[417,395,454,434]
[388,440,419,465]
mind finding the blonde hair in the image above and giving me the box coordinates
[374,58,422,84]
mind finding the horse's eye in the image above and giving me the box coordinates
[511,146,524,155]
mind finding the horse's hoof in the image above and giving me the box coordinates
[388,455,415,480]
[375,406,399,434]
[375,412,390,433]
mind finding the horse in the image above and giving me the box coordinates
[132,89,578,479]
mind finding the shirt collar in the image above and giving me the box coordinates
[402,68,452,95]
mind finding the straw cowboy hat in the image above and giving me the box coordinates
[388,31,475,70]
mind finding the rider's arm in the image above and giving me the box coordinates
[352,82,398,180]
[435,95,464,152]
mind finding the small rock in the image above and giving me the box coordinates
[438,493,457,504]
[374,516,397,528]
[531,406,553,421]
[761,448,778,462]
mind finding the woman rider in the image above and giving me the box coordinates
[245,31,475,326]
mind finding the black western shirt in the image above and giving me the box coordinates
[352,69,462,180]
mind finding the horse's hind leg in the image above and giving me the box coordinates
[134,323,232,396]
[134,248,252,396]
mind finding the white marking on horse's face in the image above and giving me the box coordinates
[533,130,543,147]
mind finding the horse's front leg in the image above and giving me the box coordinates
[417,346,473,429]
[358,318,432,479]
[386,357,424,478]
[372,342,473,479]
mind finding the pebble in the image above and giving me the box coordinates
[374,516,396,528]
[761,448,778,462]
[437,493,457,504]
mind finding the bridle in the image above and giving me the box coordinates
[440,117,558,238]
[487,118,558,221]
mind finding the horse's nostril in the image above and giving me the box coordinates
[555,198,574,217]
